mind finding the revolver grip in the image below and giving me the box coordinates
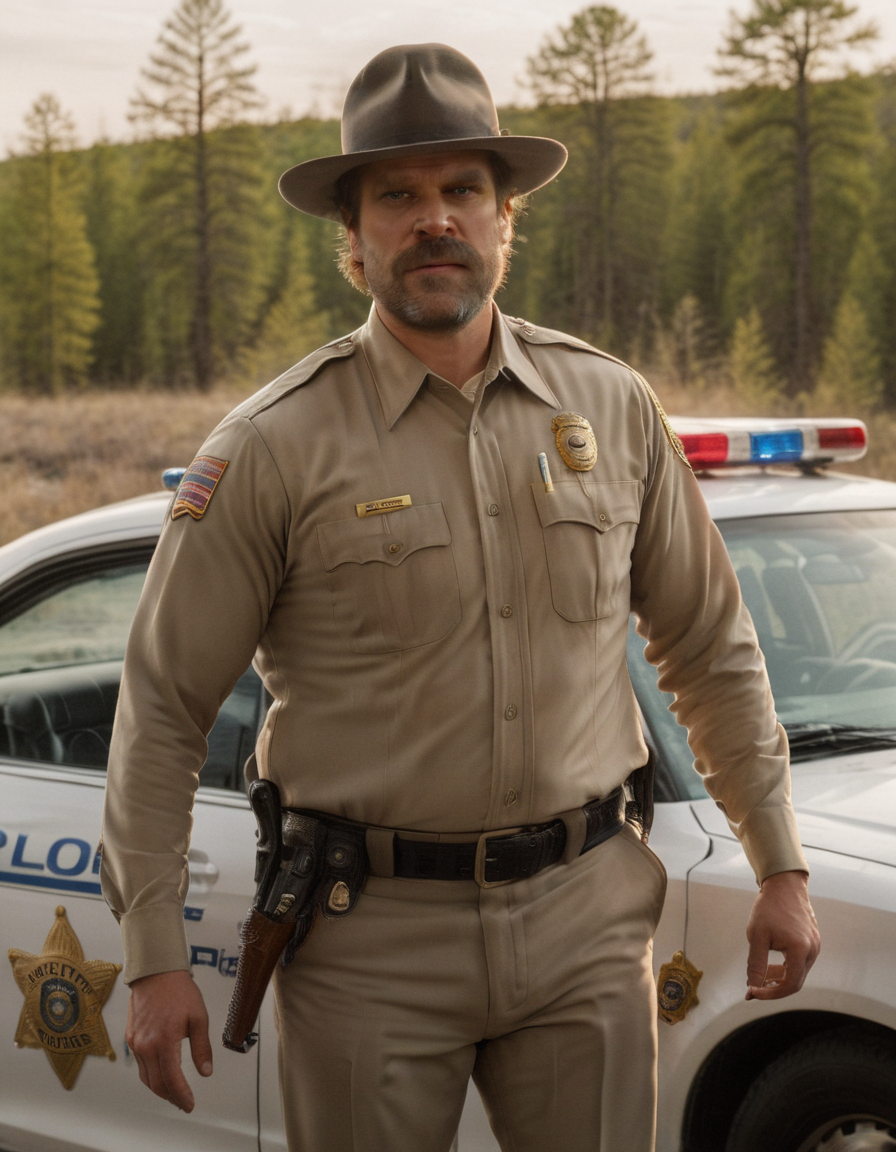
[248,778,283,889]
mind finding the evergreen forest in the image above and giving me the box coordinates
[1,0,894,416]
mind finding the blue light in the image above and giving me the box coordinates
[749,430,803,463]
[162,467,186,491]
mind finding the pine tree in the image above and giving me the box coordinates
[130,0,264,389]
[238,224,331,386]
[662,102,734,355]
[864,72,896,401]
[527,6,670,350]
[718,0,878,390]
[83,141,144,384]
[815,292,882,409]
[656,294,706,389]
[0,95,100,393]
[730,306,782,407]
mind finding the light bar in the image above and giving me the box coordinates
[818,425,866,452]
[678,433,728,470]
[750,430,803,463]
[161,467,186,491]
[670,418,867,470]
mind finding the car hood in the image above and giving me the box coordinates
[692,748,896,868]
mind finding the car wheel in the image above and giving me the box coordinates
[725,1029,896,1152]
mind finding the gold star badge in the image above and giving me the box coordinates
[8,906,122,1090]
[657,949,703,1025]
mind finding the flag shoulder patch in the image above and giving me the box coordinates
[171,455,229,520]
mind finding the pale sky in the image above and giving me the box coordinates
[2,0,895,154]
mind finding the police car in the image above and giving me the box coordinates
[1,417,894,1152]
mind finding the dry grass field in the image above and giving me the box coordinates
[1,377,893,548]
[0,386,252,546]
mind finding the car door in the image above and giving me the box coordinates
[0,541,263,1152]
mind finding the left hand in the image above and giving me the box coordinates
[745,869,820,1000]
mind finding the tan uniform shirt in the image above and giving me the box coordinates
[102,305,808,983]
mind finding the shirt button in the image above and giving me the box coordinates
[487,503,499,516]
[500,604,513,618]
[504,704,518,721]
[387,542,403,554]
[599,513,607,522]
[472,425,479,435]
[504,789,519,806]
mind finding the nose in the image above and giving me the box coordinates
[413,193,455,238]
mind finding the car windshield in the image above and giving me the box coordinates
[629,508,896,797]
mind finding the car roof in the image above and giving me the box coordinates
[697,469,896,520]
[0,492,169,582]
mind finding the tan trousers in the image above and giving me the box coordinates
[273,822,666,1152]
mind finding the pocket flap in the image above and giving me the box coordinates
[531,480,641,532]
[318,502,452,571]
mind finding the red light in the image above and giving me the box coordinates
[679,433,729,468]
[818,426,866,451]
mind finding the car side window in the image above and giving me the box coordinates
[0,549,262,790]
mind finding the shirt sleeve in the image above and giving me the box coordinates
[629,392,809,884]
[101,414,289,983]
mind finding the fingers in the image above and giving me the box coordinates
[159,1044,197,1111]
[745,932,770,996]
[188,1001,214,1078]
[744,870,821,1002]
[127,1014,196,1111]
[126,970,211,1111]
[745,962,790,1001]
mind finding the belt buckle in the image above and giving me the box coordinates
[474,828,523,889]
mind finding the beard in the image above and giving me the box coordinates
[360,235,507,333]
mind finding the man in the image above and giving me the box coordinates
[102,43,820,1152]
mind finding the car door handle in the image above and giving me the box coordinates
[188,850,220,888]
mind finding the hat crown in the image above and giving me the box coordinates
[341,44,500,156]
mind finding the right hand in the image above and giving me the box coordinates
[126,969,213,1112]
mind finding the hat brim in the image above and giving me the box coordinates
[279,135,568,221]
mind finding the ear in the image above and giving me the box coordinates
[342,211,363,263]
[499,198,513,246]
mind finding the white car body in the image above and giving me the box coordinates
[1,435,895,1151]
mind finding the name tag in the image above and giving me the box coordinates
[355,494,412,518]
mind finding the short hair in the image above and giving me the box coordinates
[334,152,527,295]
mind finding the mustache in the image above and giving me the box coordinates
[392,237,483,275]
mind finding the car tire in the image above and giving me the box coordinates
[725,1028,896,1152]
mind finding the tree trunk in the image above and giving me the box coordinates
[193,48,213,391]
[793,58,812,391]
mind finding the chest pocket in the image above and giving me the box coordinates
[531,480,642,621]
[317,502,461,653]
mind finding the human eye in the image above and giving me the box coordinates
[448,178,485,198]
[381,189,408,202]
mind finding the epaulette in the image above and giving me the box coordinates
[505,315,613,359]
[507,315,690,469]
[234,331,361,419]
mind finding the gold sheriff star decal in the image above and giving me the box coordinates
[8,906,121,1090]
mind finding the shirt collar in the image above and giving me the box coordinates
[488,309,559,409]
[358,302,558,430]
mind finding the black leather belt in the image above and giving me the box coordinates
[392,787,626,887]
